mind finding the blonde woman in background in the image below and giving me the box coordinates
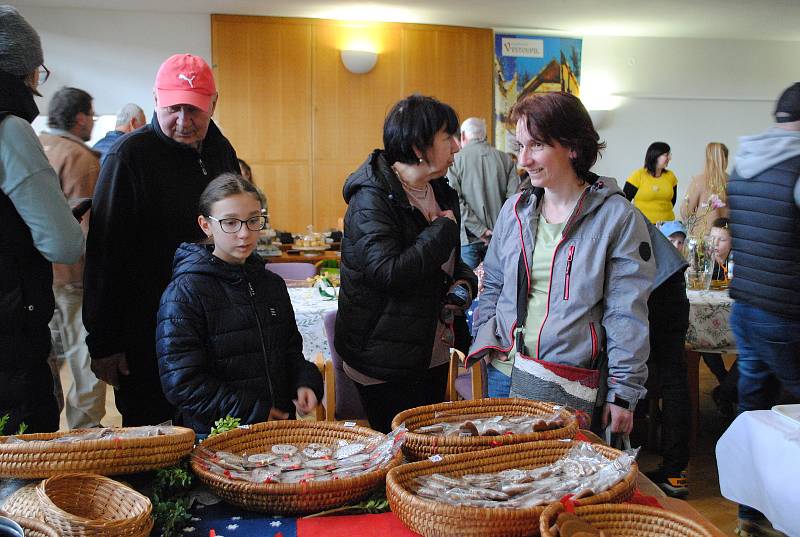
[681,142,729,237]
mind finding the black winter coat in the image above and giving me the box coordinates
[156,243,324,433]
[0,74,60,433]
[334,150,477,382]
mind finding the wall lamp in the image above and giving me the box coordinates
[340,49,378,74]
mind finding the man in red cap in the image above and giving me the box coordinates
[83,54,239,426]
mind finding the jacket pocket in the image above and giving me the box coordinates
[563,245,575,300]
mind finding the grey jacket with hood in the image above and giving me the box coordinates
[467,176,655,410]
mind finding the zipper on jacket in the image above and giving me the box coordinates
[564,244,575,300]
[198,157,207,176]
[535,189,588,359]
[589,321,599,364]
[244,271,276,412]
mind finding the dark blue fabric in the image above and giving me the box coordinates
[486,363,511,398]
[91,129,123,164]
[156,243,323,434]
[460,241,487,270]
[156,502,297,537]
[728,155,800,319]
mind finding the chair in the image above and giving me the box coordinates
[318,310,368,421]
[265,262,317,281]
[447,349,487,401]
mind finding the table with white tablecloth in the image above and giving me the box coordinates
[287,287,338,362]
[717,409,800,536]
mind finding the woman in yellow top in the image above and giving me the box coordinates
[624,142,678,223]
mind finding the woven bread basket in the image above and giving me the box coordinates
[386,439,637,537]
[391,398,578,461]
[7,515,58,537]
[0,426,195,479]
[36,473,153,537]
[191,420,403,515]
[539,502,714,537]
[1,482,42,520]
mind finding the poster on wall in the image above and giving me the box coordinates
[494,34,582,152]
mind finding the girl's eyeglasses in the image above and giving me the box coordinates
[206,215,267,234]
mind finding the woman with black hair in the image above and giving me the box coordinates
[334,94,477,433]
[624,142,679,223]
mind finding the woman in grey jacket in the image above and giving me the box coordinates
[467,92,655,435]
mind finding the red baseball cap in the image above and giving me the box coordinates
[154,54,216,111]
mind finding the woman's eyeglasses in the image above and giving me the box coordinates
[206,215,267,234]
[37,65,50,86]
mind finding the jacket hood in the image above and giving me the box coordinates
[343,149,399,204]
[172,242,263,283]
[733,127,800,179]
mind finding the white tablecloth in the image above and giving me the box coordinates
[686,289,735,353]
[716,409,800,536]
[288,287,339,362]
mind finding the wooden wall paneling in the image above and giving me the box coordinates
[212,15,314,232]
[311,22,403,230]
[402,25,494,142]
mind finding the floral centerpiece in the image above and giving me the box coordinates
[683,194,726,290]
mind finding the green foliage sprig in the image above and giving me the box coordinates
[0,414,28,436]
[303,491,390,518]
[150,461,194,537]
[209,415,241,436]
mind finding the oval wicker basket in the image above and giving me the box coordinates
[191,420,403,515]
[391,398,578,460]
[539,502,714,537]
[0,426,195,479]
[1,482,42,520]
[386,440,637,537]
[9,515,59,537]
[36,473,153,537]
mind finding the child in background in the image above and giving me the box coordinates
[709,217,732,281]
[156,173,323,434]
[658,220,688,251]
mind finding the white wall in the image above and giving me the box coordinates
[14,4,211,119]
[582,35,800,216]
[13,4,799,218]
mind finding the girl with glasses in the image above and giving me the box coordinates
[155,173,322,434]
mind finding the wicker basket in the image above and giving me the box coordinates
[36,473,153,537]
[191,420,402,515]
[391,398,578,460]
[386,440,637,537]
[539,502,714,537]
[9,515,59,537]
[0,426,195,479]
[1,482,42,520]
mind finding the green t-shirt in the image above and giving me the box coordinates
[491,214,565,376]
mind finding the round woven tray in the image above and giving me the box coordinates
[539,502,714,537]
[0,426,195,479]
[391,398,578,461]
[386,440,637,537]
[36,473,153,537]
[1,482,42,520]
[191,420,403,515]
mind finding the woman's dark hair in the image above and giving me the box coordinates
[710,217,730,231]
[198,172,265,216]
[47,86,92,131]
[644,141,671,176]
[509,92,605,180]
[383,94,459,165]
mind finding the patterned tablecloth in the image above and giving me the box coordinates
[288,287,339,362]
[685,289,735,352]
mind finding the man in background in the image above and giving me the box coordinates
[92,103,146,163]
[83,53,239,426]
[727,81,800,537]
[447,117,519,269]
[39,86,107,429]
